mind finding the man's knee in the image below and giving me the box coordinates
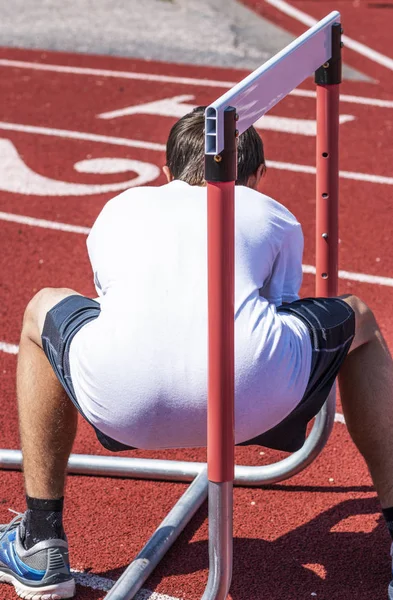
[22,287,79,345]
[339,294,378,351]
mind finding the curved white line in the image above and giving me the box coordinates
[0,139,160,196]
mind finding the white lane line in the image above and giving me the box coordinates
[71,570,179,599]
[268,160,393,186]
[0,58,235,88]
[337,268,393,287]
[1,211,393,288]
[0,211,91,234]
[0,58,392,109]
[289,88,393,109]
[132,591,181,600]
[265,0,393,72]
[0,121,165,152]
[335,413,346,425]
[0,121,392,186]
[0,341,18,355]
[302,264,393,287]
[71,571,114,593]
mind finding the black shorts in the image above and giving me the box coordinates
[41,295,133,452]
[239,297,355,451]
[41,295,355,453]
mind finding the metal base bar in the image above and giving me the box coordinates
[105,468,208,600]
[0,394,332,599]
[0,392,335,486]
[201,482,233,600]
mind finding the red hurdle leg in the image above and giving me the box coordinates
[316,22,342,297]
[202,107,237,600]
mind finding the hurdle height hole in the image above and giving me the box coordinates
[321,273,328,279]
[322,152,329,158]
[322,193,329,198]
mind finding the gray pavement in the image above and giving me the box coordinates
[0,0,368,79]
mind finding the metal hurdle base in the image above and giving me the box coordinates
[0,392,335,599]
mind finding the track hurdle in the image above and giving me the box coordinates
[0,11,342,599]
[201,12,341,598]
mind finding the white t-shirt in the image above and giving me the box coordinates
[69,181,312,449]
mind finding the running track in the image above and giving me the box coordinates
[0,2,392,598]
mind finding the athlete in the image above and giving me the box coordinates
[1,107,393,599]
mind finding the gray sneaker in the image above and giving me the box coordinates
[0,512,75,599]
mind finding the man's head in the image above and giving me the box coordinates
[164,106,266,188]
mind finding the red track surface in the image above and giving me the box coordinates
[0,2,392,598]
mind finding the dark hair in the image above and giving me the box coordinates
[166,106,266,186]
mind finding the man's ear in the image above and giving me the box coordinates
[255,164,266,185]
[247,165,266,190]
[163,165,174,183]
[257,165,266,183]
[245,164,266,190]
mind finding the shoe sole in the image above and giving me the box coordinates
[0,572,75,599]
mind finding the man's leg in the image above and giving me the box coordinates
[0,288,80,598]
[17,287,80,501]
[339,294,393,509]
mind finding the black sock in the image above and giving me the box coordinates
[382,507,393,541]
[22,496,65,550]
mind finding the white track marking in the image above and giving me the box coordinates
[268,160,393,186]
[334,413,346,425]
[336,268,393,286]
[265,0,393,72]
[290,88,393,109]
[0,121,391,186]
[71,571,114,592]
[335,170,393,186]
[134,592,181,600]
[0,211,91,234]
[0,58,235,87]
[0,58,392,109]
[133,592,181,600]
[254,114,354,136]
[74,157,144,174]
[0,139,160,196]
[0,341,18,355]
[98,94,197,119]
[302,264,393,287]
[0,121,166,152]
[71,570,179,599]
[98,94,355,137]
[1,211,393,287]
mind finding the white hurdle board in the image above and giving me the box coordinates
[205,10,341,155]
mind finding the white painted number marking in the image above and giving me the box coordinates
[0,139,160,196]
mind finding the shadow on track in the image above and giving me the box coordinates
[104,496,388,600]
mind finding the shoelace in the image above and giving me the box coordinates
[0,510,24,542]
